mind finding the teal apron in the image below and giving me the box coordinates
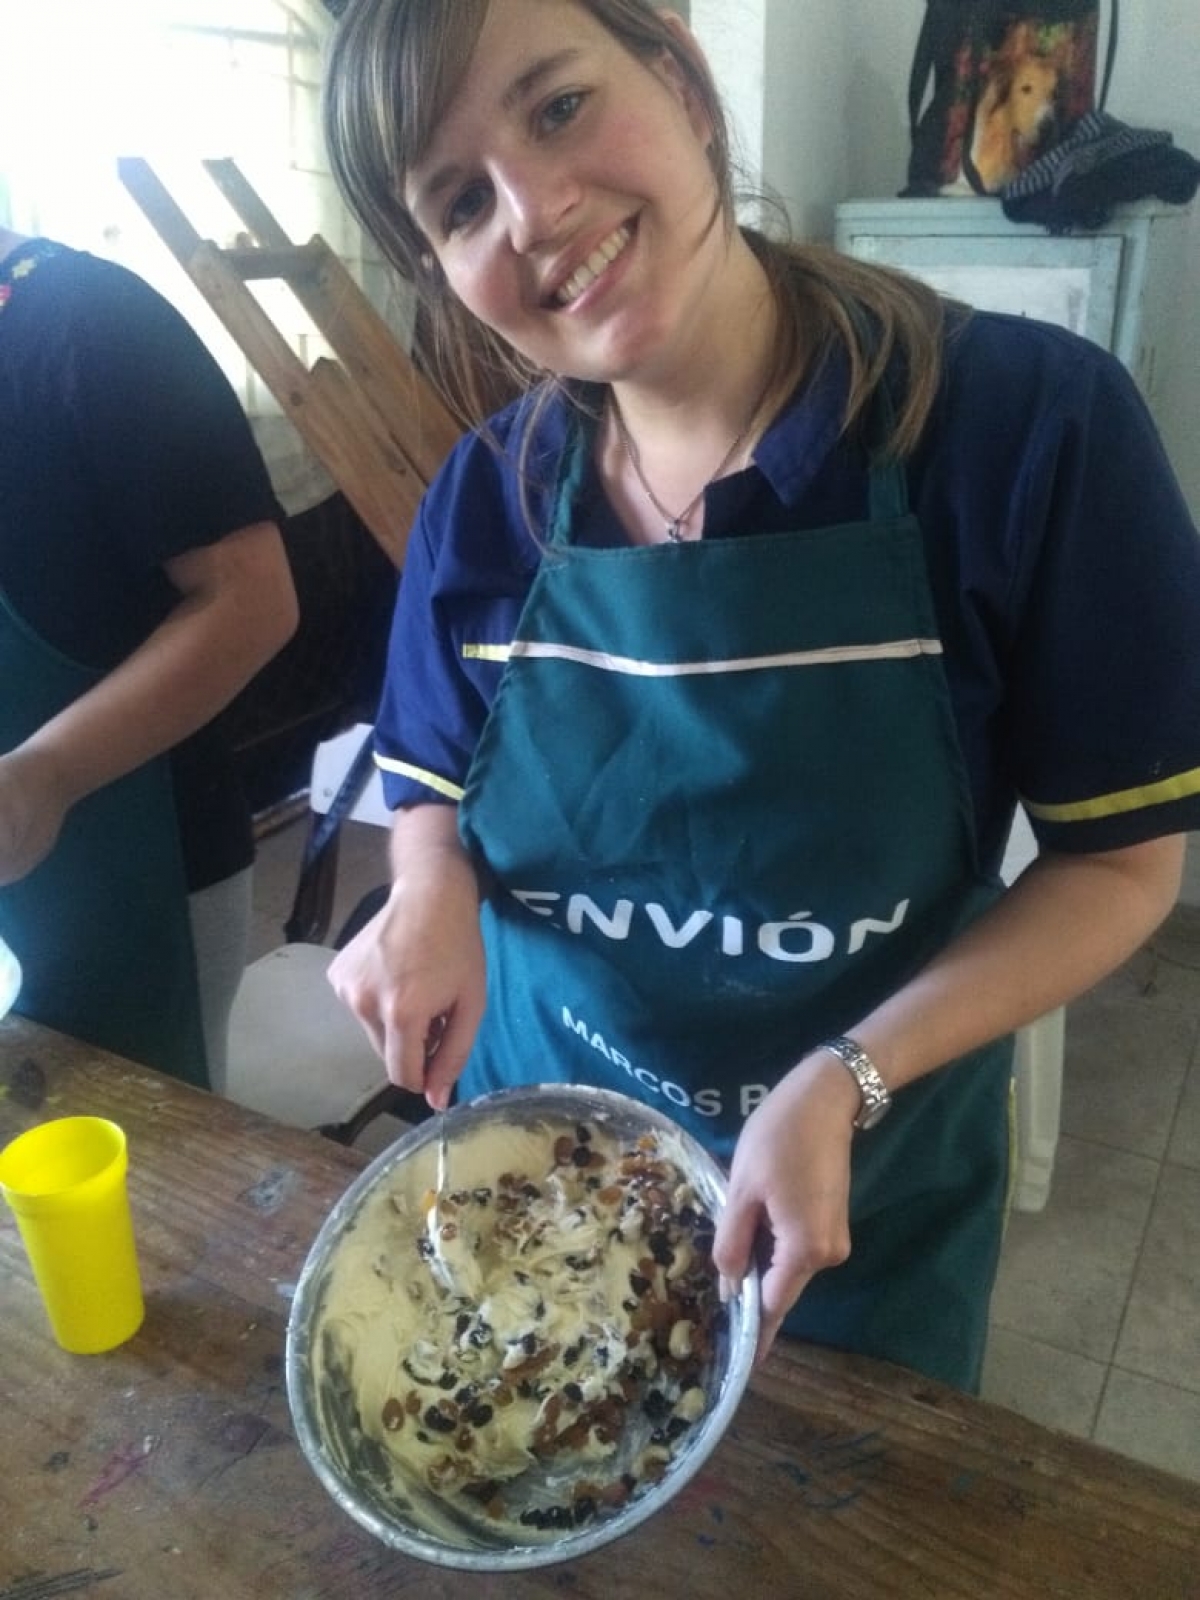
[0,586,209,1087]
[458,424,1011,1390]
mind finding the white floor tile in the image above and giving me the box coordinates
[1113,1162,1200,1394]
[1110,913,1200,1017]
[1094,947,1200,1024]
[1179,836,1200,906]
[991,1135,1158,1363]
[354,1110,420,1157]
[1060,996,1194,1159]
[1168,1052,1200,1171]
[1094,1367,1200,1483]
[249,820,309,958]
[980,1326,1106,1437]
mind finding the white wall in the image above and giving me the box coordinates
[691,0,1200,519]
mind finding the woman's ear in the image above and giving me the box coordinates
[658,8,699,54]
[651,13,715,145]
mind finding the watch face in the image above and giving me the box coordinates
[856,1097,890,1131]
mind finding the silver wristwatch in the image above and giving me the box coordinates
[822,1035,892,1130]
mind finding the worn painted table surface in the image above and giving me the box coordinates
[2,1016,1198,1600]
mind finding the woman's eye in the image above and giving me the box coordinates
[540,90,585,133]
[444,181,491,235]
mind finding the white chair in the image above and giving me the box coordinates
[1003,807,1063,1213]
[224,724,415,1148]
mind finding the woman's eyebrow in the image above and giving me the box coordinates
[500,47,583,112]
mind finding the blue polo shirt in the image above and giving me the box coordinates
[375,308,1200,868]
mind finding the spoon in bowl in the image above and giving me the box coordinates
[422,1017,478,1298]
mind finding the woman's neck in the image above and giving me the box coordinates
[611,235,780,436]
[598,237,788,545]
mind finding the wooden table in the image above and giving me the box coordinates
[2,1016,1197,1600]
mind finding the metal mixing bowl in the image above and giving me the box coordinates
[286,1083,760,1571]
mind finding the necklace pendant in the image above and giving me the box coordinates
[665,520,683,543]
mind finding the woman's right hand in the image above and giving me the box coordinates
[326,805,486,1110]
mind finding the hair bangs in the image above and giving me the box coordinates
[323,0,492,279]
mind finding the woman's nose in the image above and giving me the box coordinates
[495,157,578,254]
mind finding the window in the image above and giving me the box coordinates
[0,0,410,510]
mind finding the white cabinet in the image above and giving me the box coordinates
[833,197,1191,418]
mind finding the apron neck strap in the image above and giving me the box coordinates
[867,450,910,523]
[864,377,911,524]
[548,408,594,550]
[839,295,912,526]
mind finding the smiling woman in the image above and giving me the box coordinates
[319,0,1200,1401]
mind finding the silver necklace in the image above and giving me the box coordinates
[610,386,768,542]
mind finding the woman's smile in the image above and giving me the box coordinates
[552,221,634,308]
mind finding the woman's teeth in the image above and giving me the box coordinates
[555,225,631,306]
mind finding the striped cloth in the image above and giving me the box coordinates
[1001,111,1199,231]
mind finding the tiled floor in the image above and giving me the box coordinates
[982,905,1200,1484]
[249,815,1200,1485]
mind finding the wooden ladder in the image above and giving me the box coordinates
[118,156,461,567]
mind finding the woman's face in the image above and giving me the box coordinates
[403,0,722,388]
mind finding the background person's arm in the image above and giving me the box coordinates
[0,519,297,884]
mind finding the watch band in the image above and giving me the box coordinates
[821,1035,892,1130]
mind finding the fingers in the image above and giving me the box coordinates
[715,1201,812,1361]
[423,991,485,1111]
[325,939,426,1092]
[325,919,485,1108]
[716,1173,853,1364]
[383,1009,437,1097]
[712,1188,760,1287]
[755,1242,818,1362]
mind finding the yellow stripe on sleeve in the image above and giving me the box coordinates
[462,643,513,662]
[1023,765,1200,824]
[374,754,465,803]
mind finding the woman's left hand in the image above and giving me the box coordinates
[712,1050,861,1360]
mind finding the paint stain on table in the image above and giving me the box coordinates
[240,1167,299,1214]
[79,1435,160,1509]
[774,1427,888,1512]
[1,1056,47,1109]
[0,1569,122,1599]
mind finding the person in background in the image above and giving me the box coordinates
[0,227,299,1089]
[320,0,1200,1389]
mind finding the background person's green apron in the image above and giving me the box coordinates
[458,428,1012,1390]
[0,585,209,1087]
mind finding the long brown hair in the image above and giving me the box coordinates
[322,0,947,456]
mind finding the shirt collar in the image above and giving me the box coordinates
[552,348,854,503]
[751,346,853,507]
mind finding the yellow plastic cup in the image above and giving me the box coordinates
[0,1116,144,1354]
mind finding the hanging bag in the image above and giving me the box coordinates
[901,1,1119,197]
